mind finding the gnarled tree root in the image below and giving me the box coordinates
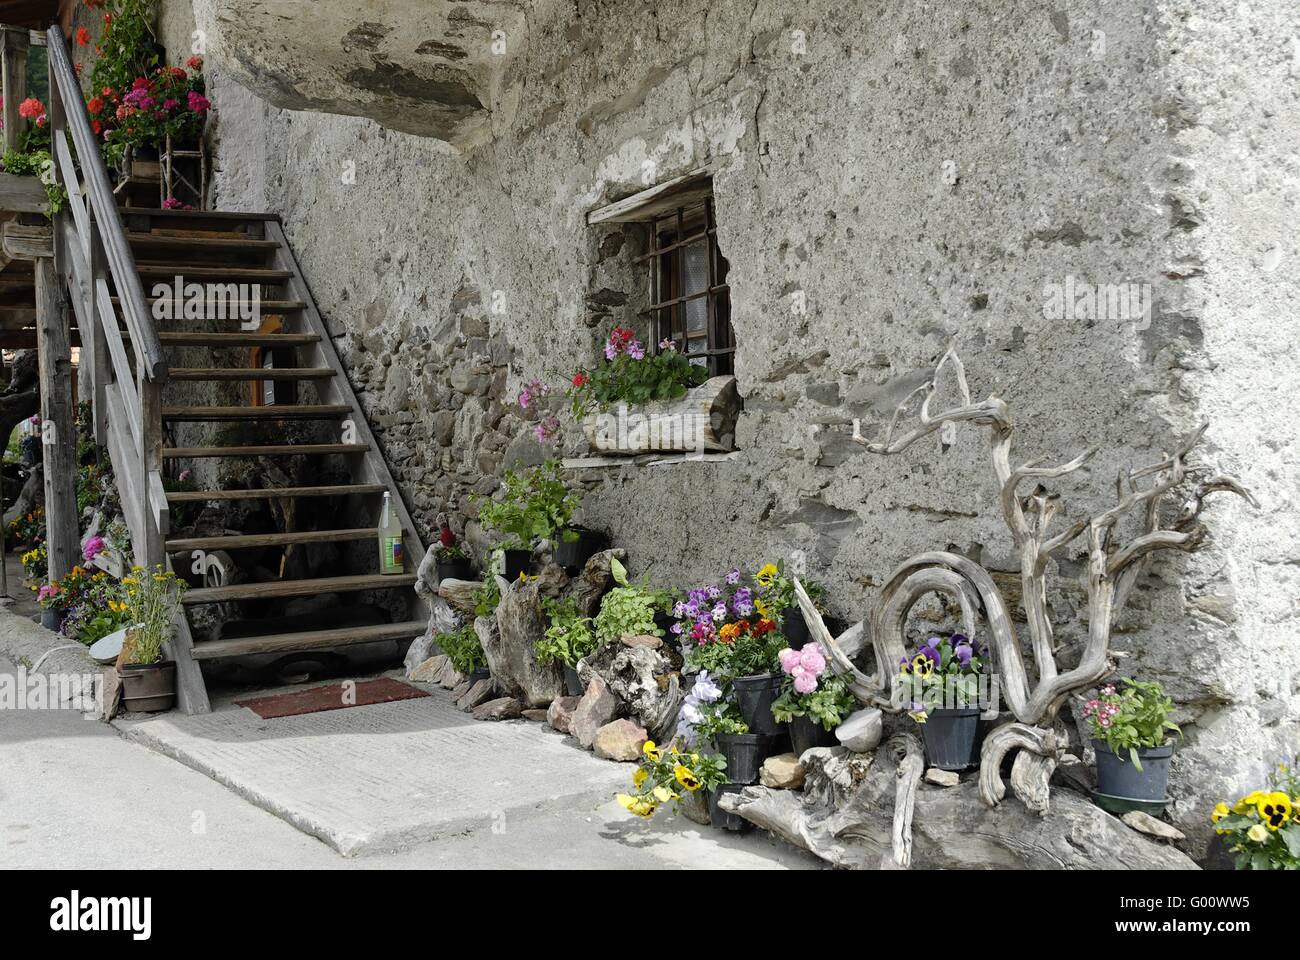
[978,722,1059,810]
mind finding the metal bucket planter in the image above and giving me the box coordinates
[119,661,177,713]
[707,783,753,833]
[788,715,837,757]
[921,708,981,771]
[733,672,784,736]
[1093,740,1173,802]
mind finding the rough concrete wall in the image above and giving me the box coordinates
[172,0,1297,842]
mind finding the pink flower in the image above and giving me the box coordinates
[778,647,801,674]
[82,536,106,561]
[178,468,192,482]
[533,415,560,444]
[793,672,818,694]
[799,644,826,677]
[187,91,211,114]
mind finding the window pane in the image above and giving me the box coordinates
[684,240,708,334]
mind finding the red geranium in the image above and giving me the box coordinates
[75,26,91,46]
[17,97,44,119]
[572,372,587,388]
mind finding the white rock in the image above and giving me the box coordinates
[760,753,806,789]
[835,707,883,752]
[925,768,961,787]
[1122,811,1186,841]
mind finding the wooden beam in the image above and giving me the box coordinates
[1,26,29,155]
[2,220,53,260]
[586,167,715,225]
[34,253,77,582]
[0,173,47,215]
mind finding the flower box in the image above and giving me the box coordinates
[580,375,740,455]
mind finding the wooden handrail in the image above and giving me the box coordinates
[45,26,165,380]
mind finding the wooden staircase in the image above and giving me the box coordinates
[43,29,427,713]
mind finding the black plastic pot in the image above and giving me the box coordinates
[781,609,811,649]
[921,707,981,771]
[1093,740,1173,802]
[788,714,838,757]
[39,609,63,632]
[733,672,785,736]
[708,784,753,833]
[554,526,606,572]
[435,557,472,582]
[502,549,531,581]
[564,666,584,697]
[119,660,177,713]
[468,667,491,685]
[715,733,777,785]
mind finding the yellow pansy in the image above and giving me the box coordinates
[755,563,778,586]
[1211,802,1230,823]
[911,654,934,679]
[652,786,676,803]
[755,598,773,620]
[642,740,660,762]
[632,768,648,788]
[1233,790,1267,815]
[1247,823,1269,843]
[1257,792,1292,830]
[674,764,701,791]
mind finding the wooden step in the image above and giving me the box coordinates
[167,483,386,503]
[167,528,379,551]
[156,331,319,347]
[128,233,281,253]
[164,443,370,459]
[114,296,307,313]
[161,404,351,422]
[136,263,294,282]
[190,620,426,660]
[169,367,335,381]
[184,573,417,605]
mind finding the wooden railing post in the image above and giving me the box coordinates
[88,230,110,447]
[35,238,79,583]
[139,373,164,568]
[1,26,29,155]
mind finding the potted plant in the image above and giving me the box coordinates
[554,524,607,573]
[593,556,671,645]
[754,560,827,649]
[118,565,186,713]
[440,623,488,683]
[1085,679,1180,805]
[477,459,579,580]
[772,644,857,756]
[433,521,473,582]
[536,597,597,696]
[567,329,739,455]
[616,738,728,822]
[676,566,786,736]
[1210,756,1300,870]
[898,634,987,771]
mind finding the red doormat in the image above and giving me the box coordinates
[235,678,429,720]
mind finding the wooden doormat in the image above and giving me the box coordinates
[235,678,429,720]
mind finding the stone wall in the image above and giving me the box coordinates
[161,0,1298,843]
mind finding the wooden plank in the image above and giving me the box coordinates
[168,367,335,381]
[1,27,28,155]
[96,277,141,452]
[2,221,52,260]
[0,172,46,214]
[34,253,78,581]
[163,443,370,458]
[183,573,416,605]
[586,167,714,225]
[155,331,320,347]
[115,296,308,312]
[139,377,165,567]
[166,527,379,551]
[166,483,385,503]
[127,233,280,252]
[191,620,426,660]
[163,554,211,715]
[135,263,293,281]
[160,403,352,421]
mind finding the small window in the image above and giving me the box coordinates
[641,198,733,376]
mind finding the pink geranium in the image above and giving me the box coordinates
[82,535,106,561]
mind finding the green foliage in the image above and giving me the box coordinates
[898,634,985,718]
[616,741,728,818]
[694,700,749,741]
[536,597,597,668]
[1213,757,1300,870]
[1084,678,1181,770]
[727,626,786,678]
[592,558,671,645]
[121,565,185,665]
[569,345,709,418]
[1,148,67,214]
[476,460,578,551]
[755,559,826,617]
[439,623,486,675]
[773,673,857,731]
[473,576,500,619]
[87,0,161,100]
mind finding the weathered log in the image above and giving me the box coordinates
[720,746,1197,870]
[486,571,565,708]
[582,375,740,454]
[978,721,1059,808]
[889,733,924,867]
[437,577,482,618]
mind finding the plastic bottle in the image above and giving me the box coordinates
[378,492,405,575]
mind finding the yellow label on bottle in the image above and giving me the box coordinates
[380,536,405,574]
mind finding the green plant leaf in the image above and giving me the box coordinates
[609,555,628,587]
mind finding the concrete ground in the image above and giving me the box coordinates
[0,588,820,869]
